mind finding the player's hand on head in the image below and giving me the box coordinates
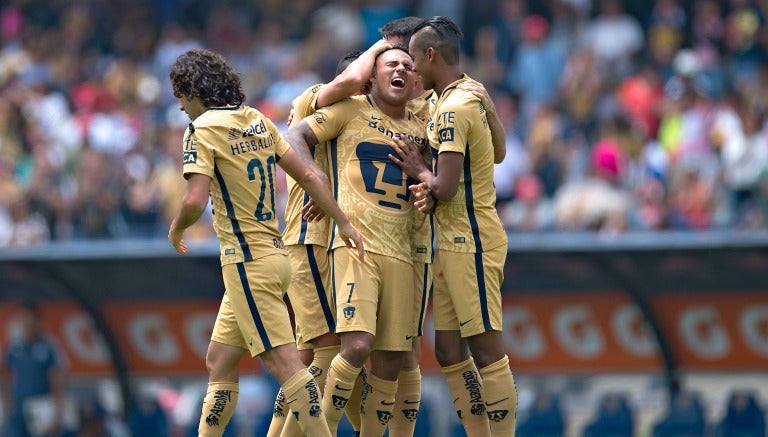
[389,137,428,180]
[337,221,365,261]
[301,198,326,221]
[372,38,393,54]
[168,226,188,255]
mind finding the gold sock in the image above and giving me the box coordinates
[442,358,491,437]
[266,389,287,437]
[310,345,341,395]
[280,345,341,437]
[344,366,367,432]
[321,355,362,436]
[198,382,239,437]
[359,373,398,437]
[282,369,331,437]
[479,356,518,437]
[388,367,422,437]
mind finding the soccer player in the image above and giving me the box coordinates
[390,17,518,436]
[380,17,507,162]
[166,48,364,437]
[285,45,425,437]
[269,40,391,437]
[379,17,510,437]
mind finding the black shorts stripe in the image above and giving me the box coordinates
[236,262,271,349]
[307,246,335,332]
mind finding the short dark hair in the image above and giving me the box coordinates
[379,16,423,44]
[374,44,412,64]
[335,50,364,76]
[411,16,463,65]
[169,49,246,107]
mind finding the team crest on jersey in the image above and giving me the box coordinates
[343,306,356,319]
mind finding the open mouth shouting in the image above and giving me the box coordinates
[391,76,406,89]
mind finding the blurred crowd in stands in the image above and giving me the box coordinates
[3,0,768,246]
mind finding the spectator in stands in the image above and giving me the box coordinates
[667,159,715,230]
[711,92,768,227]
[6,196,49,246]
[2,0,768,238]
[501,174,554,232]
[507,15,567,126]
[1,300,68,437]
[553,121,632,232]
[581,0,644,81]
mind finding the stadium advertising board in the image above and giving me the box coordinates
[0,293,766,375]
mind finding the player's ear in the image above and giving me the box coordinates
[426,47,435,62]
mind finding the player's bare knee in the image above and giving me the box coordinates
[340,334,373,367]
[298,348,314,367]
[468,332,505,368]
[205,353,239,382]
[470,349,504,369]
[435,336,469,367]
[435,344,466,367]
[402,350,420,370]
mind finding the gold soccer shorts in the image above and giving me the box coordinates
[287,244,335,350]
[332,247,415,351]
[432,245,505,337]
[212,253,294,357]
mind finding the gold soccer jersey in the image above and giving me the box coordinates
[182,106,290,265]
[406,90,435,123]
[409,90,435,263]
[428,75,507,253]
[283,83,331,246]
[305,95,427,262]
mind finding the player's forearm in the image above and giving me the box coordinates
[488,110,507,163]
[171,196,206,231]
[427,177,458,201]
[284,123,319,165]
[298,170,349,227]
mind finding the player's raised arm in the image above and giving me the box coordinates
[315,39,392,109]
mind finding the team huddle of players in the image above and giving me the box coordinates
[168,14,518,437]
